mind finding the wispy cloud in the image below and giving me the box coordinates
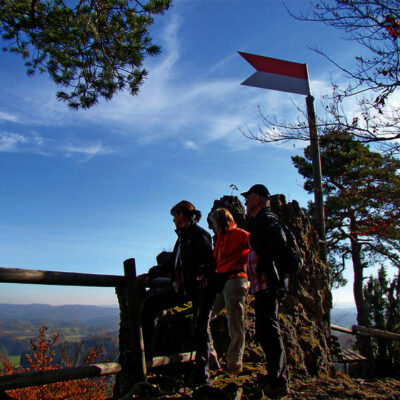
[208,52,238,74]
[0,129,112,160]
[0,111,19,123]
[61,141,114,160]
[79,16,272,150]
[0,132,28,151]
[183,140,198,150]
[0,131,44,152]
[0,10,355,155]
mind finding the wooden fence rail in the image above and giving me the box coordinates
[0,259,146,398]
[0,267,124,287]
[331,324,353,335]
[0,352,197,393]
[0,363,121,391]
[331,324,400,341]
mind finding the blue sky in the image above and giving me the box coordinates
[0,0,363,307]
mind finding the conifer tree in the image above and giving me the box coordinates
[292,130,400,355]
[364,267,400,376]
[0,0,170,109]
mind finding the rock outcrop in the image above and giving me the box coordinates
[269,194,332,376]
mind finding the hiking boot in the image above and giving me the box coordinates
[262,381,289,399]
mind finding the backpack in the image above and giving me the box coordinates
[277,220,304,275]
[265,211,304,276]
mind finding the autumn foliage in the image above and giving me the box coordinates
[384,14,400,40]
[0,326,107,399]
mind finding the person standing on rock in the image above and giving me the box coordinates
[208,208,250,375]
[241,184,289,398]
[141,200,216,386]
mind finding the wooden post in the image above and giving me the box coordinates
[306,94,326,263]
[123,258,147,382]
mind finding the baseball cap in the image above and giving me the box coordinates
[241,184,270,198]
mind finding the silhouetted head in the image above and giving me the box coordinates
[209,208,236,234]
[170,200,201,229]
[241,184,270,217]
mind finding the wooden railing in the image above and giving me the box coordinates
[0,354,196,392]
[330,323,400,371]
[0,259,146,397]
[331,324,400,341]
[0,363,122,391]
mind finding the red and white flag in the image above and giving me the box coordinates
[239,51,311,96]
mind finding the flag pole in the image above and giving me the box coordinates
[305,91,326,262]
[238,52,326,261]
[306,86,329,327]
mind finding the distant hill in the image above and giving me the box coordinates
[0,303,357,328]
[331,306,357,328]
[330,306,358,351]
[0,303,119,327]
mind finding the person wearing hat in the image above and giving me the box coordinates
[241,184,289,398]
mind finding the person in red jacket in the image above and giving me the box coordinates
[209,208,250,375]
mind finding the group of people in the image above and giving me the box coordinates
[140,184,290,398]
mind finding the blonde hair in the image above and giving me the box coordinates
[210,208,235,233]
[170,200,201,223]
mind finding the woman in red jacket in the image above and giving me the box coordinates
[209,208,250,375]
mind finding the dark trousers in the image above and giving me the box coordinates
[254,289,289,384]
[141,285,214,382]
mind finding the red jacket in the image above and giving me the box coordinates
[213,224,250,280]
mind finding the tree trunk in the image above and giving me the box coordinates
[351,233,374,373]
[351,237,368,327]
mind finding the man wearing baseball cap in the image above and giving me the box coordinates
[241,184,289,398]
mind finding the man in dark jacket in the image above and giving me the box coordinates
[241,184,289,398]
[141,201,215,386]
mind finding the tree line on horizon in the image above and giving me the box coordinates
[0,320,118,370]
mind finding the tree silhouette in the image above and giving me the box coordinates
[0,0,171,109]
[292,130,400,356]
[364,267,400,376]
